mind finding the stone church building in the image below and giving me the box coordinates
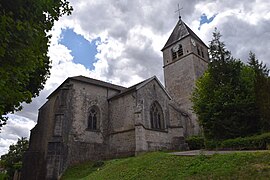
[22,18,209,179]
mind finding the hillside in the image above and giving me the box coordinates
[61,151,270,179]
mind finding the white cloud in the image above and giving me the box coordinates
[0,115,35,156]
[192,0,270,67]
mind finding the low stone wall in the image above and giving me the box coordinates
[108,129,136,158]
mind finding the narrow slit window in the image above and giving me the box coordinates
[201,47,204,58]
[197,46,201,56]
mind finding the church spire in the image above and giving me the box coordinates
[175,3,183,20]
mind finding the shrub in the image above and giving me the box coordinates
[220,132,270,150]
[204,140,221,150]
[186,136,205,150]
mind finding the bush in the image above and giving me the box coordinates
[186,136,205,150]
[204,140,221,150]
[220,132,270,150]
[204,132,270,150]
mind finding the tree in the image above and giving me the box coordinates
[248,52,270,132]
[192,29,258,140]
[0,137,29,179]
[0,0,72,128]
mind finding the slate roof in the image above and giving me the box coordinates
[70,76,126,91]
[161,19,208,51]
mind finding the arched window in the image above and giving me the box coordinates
[88,106,99,130]
[171,44,183,60]
[150,101,164,130]
[177,44,183,57]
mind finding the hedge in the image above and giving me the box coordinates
[186,133,270,150]
[186,136,205,150]
[220,132,270,150]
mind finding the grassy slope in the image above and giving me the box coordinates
[62,151,270,180]
[0,173,7,180]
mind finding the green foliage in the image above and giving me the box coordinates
[0,137,29,179]
[186,136,205,150]
[248,52,270,132]
[204,139,221,150]
[204,132,270,150]
[220,132,270,150]
[192,28,261,140]
[0,172,8,179]
[209,27,231,62]
[0,0,72,128]
[61,151,270,179]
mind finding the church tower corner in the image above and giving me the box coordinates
[161,18,209,136]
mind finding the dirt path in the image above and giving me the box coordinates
[170,150,269,156]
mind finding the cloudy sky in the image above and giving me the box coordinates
[1,0,270,156]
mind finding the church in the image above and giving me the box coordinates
[22,18,209,179]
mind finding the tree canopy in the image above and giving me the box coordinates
[191,28,269,140]
[248,52,270,132]
[0,0,72,128]
[0,137,29,179]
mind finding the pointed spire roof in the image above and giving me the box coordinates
[161,19,208,51]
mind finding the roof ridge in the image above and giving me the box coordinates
[161,19,208,51]
[108,77,154,100]
[47,75,126,99]
[70,75,126,90]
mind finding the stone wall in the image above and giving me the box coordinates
[135,125,184,152]
[136,79,170,129]
[108,93,136,156]
[108,130,136,158]
[66,80,120,165]
[22,79,122,179]
[162,35,208,136]
[134,79,186,153]
[21,91,60,179]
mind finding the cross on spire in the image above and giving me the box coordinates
[175,3,183,20]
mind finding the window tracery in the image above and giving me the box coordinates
[150,101,164,130]
[88,106,99,130]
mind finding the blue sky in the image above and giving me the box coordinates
[59,28,100,69]
[199,13,217,30]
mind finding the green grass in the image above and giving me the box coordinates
[62,151,270,180]
[0,172,7,180]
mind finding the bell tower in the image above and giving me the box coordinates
[161,18,209,136]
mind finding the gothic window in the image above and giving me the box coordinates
[171,44,183,60]
[88,106,99,130]
[150,101,164,130]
